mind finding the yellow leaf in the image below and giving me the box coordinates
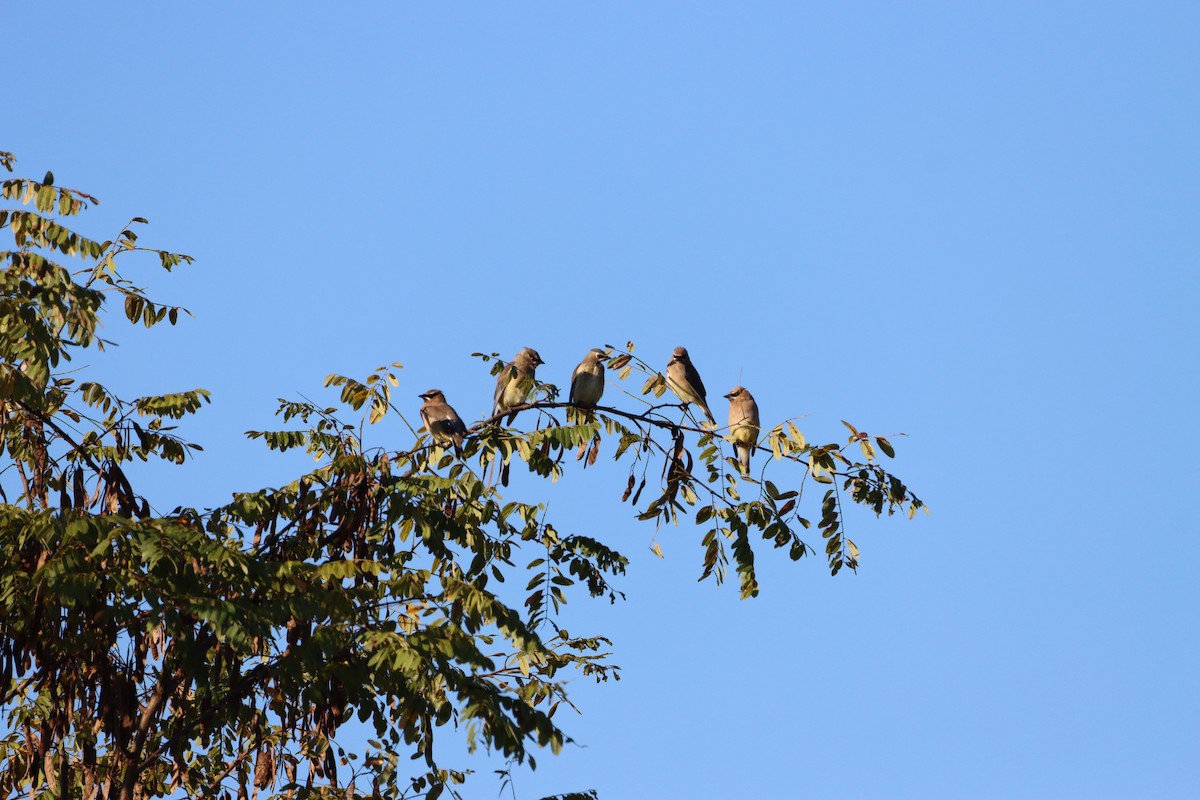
[369,396,387,424]
[650,541,664,558]
[786,422,806,450]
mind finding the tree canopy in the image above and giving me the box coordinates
[0,150,924,800]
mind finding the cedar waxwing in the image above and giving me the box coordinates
[724,386,760,477]
[418,389,468,457]
[666,346,716,425]
[493,347,544,424]
[569,348,608,408]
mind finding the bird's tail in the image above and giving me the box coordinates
[736,443,751,477]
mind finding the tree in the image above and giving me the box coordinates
[0,150,924,800]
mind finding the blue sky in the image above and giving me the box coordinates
[7,3,1199,797]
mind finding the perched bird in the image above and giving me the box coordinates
[666,346,716,425]
[492,347,543,486]
[569,348,608,409]
[418,389,468,457]
[493,347,544,423]
[724,386,760,476]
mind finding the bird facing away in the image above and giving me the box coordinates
[493,347,544,423]
[418,389,468,457]
[666,346,716,425]
[725,385,760,476]
[569,348,608,408]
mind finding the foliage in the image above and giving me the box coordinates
[0,151,924,800]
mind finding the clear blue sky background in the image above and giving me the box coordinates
[7,3,1199,798]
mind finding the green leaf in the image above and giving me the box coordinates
[0,150,925,799]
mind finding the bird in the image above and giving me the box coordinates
[418,389,468,457]
[724,386,760,476]
[569,348,608,410]
[492,347,544,424]
[666,346,715,425]
[492,347,543,487]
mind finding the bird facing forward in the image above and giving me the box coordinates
[724,385,760,476]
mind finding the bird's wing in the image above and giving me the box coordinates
[448,409,468,437]
[493,364,510,415]
[569,362,584,403]
[684,359,707,401]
